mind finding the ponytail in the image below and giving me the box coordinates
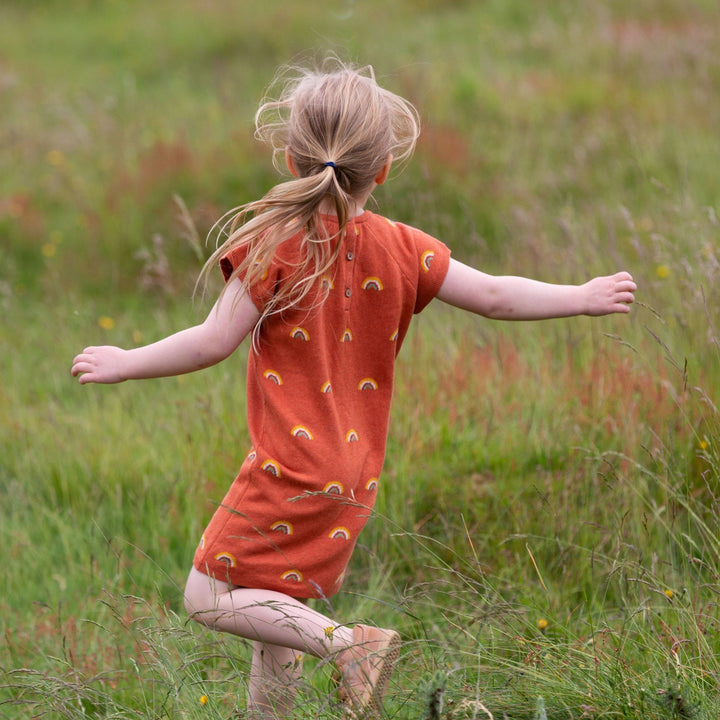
[198,57,420,348]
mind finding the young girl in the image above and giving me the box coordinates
[71,58,636,719]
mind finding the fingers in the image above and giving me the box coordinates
[71,347,99,381]
[612,273,636,309]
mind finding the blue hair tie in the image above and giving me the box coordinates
[324,161,337,169]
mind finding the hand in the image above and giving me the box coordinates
[582,271,637,316]
[71,346,129,384]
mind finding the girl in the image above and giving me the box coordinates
[71,58,636,719]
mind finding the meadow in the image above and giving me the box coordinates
[1,0,719,718]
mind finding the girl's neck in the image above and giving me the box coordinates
[318,197,367,218]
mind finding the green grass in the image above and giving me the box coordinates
[2,0,720,717]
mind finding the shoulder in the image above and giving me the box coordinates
[361,212,451,312]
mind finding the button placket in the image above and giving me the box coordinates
[343,232,357,312]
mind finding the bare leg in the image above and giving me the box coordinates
[183,567,399,717]
[183,566,354,656]
[247,641,303,719]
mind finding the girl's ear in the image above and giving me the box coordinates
[374,154,393,186]
[285,146,299,177]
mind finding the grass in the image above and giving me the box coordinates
[2,0,720,717]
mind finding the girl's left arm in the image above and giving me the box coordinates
[71,278,260,384]
[436,259,636,320]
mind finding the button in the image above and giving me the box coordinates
[346,251,354,261]
[345,288,352,298]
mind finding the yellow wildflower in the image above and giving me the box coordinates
[699,440,708,451]
[538,618,548,631]
[664,589,674,599]
[42,243,57,258]
[46,149,65,166]
[324,626,335,640]
[199,694,208,705]
[98,316,115,330]
[656,265,670,279]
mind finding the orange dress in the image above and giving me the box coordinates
[193,211,451,598]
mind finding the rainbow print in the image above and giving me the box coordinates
[281,570,303,583]
[358,378,378,391]
[329,527,351,540]
[214,551,237,567]
[263,369,283,385]
[261,459,282,477]
[290,326,310,341]
[323,481,344,495]
[270,521,294,535]
[291,425,313,440]
[421,250,435,272]
[345,429,359,443]
[365,478,378,491]
[361,276,384,291]
[341,329,353,342]
[321,381,332,394]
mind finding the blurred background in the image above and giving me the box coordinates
[1,1,719,718]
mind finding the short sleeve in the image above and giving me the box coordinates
[408,227,451,314]
[219,244,278,312]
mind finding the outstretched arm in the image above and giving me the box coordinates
[437,259,636,320]
[71,278,260,384]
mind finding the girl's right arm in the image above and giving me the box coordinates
[71,278,260,384]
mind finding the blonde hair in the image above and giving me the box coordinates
[201,57,420,343]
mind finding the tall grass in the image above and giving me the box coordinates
[2,0,719,717]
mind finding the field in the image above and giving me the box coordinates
[1,1,719,718]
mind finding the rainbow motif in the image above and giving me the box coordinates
[365,478,378,491]
[361,276,384,291]
[321,275,335,290]
[263,369,283,385]
[246,450,257,463]
[199,534,206,550]
[214,551,237,567]
[321,381,332,394]
[345,429,359,443]
[323,481,344,495]
[384,217,396,227]
[290,326,310,341]
[291,425,313,440]
[358,378,378,391]
[281,569,303,583]
[341,329,353,343]
[261,459,282,477]
[389,329,399,342]
[421,250,435,272]
[270,521,294,535]
[329,526,351,540]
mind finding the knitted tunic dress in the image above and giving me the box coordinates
[193,210,451,598]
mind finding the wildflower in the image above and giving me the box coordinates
[324,626,335,640]
[656,265,670,279]
[132,330,144,345]
[42,243,57,258]
[664,589,674,600]
[538,618,548,632]
[199,694,208,705]
[46,149,65,166]
[98,316,115,330]
[699,439,708,451]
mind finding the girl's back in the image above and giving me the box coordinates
[194,209,450,599]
